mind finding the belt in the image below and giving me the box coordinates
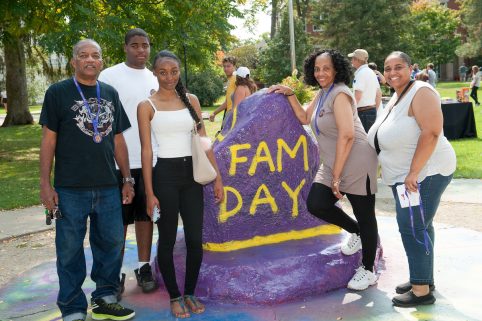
[357,106,376,112]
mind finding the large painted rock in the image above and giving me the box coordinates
[202,89,338,251]
[153,90,382,304]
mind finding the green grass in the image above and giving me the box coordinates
[435,82,482,178]
[0,105,41,116]
[0,125,42,209]
[0,86,480,210]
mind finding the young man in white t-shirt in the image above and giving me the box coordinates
[99,28,159,296]
[348,49,381,132]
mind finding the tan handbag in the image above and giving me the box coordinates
[191,122,217,184]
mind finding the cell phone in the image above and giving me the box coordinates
[152,205,160,223]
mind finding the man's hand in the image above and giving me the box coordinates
[209,113,216,122]
[121,183,135,204]
[40,184,58,211]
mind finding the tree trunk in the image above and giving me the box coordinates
[271,0,278,39]
[1,34,33,127]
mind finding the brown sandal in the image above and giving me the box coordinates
[184,295,205,314]
[170,297,190,318]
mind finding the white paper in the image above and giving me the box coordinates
[396,184,420,208]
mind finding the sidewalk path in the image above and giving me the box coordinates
[1,179,480,241]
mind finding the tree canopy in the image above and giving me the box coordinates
[0,0,242,126]
[456,0,482,58]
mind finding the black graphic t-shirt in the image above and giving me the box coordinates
[40,78,131,188]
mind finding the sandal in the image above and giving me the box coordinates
[170,297,190,318]
[184,295,205,314]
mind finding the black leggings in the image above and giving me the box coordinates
[153,157,204,299]
[470,86,479,104]
[306,180,377,271]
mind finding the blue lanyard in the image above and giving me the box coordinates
[73,77,102,143]
[405,183,431,255]
[312,83,334,135]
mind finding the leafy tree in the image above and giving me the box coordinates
[404,0,460,67]
[456,0,482,58]
[0,0,242,126]
[311,0,411,67]
[228,43,261,71]
[257,10,312,84]
[188,69,224,107]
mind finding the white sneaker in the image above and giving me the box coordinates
[347,266,378,290]
[341,233,362,255]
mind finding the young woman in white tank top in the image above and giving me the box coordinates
[137,50,223,318]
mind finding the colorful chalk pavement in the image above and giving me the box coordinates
[1,216,481,321]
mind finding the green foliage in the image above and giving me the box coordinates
[404,0,461,66]
[188,69,224,107]
[257,10,313,85]
[281,70,314,104]
[228,43,260,72]
[456,0,482,58]
[311,0,411,68]
[1,0,242,76]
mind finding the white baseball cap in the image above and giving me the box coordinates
[236,66,250,78]
[348,49,369,61]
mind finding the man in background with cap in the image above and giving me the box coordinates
[348,49,381,132]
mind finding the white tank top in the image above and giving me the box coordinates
[147,98,193,158]
[367,81,456,185]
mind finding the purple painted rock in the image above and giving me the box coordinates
[202,90,336,252]
[153,90,383,304]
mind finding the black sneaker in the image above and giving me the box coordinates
[134,263,158,293]
[392,290,436,308]
[91,298,135,320]
[395,281,435,294]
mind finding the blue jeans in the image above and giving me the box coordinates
[391,174,453,285]
[55,187,124,321]
[358,108,377,133]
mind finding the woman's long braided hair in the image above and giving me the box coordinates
[152,50,202,130]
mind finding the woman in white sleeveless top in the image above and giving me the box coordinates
[367,51,456,308]
[137,50,223,318]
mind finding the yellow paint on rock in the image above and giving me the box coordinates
[203,224,342,252]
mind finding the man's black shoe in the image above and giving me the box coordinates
[395,281,435,294]
[392,290,436,308]
[134,263,158,293]
[91,298,135,320]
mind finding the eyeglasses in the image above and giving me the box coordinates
[76,53,102,61]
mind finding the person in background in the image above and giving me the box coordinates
[268,49,379,291]
[98,28,159,296]
[426,63,437,88]
[209,56,237,125]
[368,62,386,85]
[459,63,468,82]
[411,63,420,80]
[348,49,381,132]
[368,51,456,307]
[232,66,257,108]
[138,50,223,318]
[469,65,480,106]
[39,39,135,321]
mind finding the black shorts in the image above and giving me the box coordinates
[117,168,151,225]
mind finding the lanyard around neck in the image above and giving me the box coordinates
[73,77,102,143]
[313,83,335,135]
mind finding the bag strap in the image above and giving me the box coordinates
[374,80,414,155]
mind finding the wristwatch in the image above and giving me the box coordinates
[122,177,135,185]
